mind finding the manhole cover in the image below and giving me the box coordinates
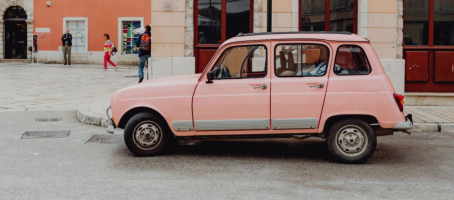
[21,130,70,139]
[86,135,123,144]
[35,118,62,122]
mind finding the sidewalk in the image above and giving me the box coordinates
[0,63,139,111]
[0,63,137,69]
[77,93,454,132]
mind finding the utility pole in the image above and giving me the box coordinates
[267,0,272,32]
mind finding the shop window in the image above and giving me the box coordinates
[122,21,142,54]
[275,44,329,77]
[403,0,429,45]
[334,45,371,75]
[210,45,267,79]
[434,0,454,46]
[197,0,222,44]
[300,0,357,33]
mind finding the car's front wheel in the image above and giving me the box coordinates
[326,119,376,164]
[124,112,172,156]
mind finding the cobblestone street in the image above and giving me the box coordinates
[0,66,137,111]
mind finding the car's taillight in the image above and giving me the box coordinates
[393,94,404,112]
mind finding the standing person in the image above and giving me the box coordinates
[103,34,117,71]
[61,29,72,65]
[136,25,151,83]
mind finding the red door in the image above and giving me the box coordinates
[194,0,253,73]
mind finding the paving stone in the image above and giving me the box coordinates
[0,65,136,111]
[405,106,454,123]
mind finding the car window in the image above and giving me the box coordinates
[210,45,267,79]
[275,44,329,77]
[334,45,371,75]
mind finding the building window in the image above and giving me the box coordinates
[403,0,429,45]
[121,21,142,54]
[300,0,357,33]
[66,20,86,54]
[196,0,252,44]
[404,0,454,46]
[434,0,454,46]
[197,0,222,44]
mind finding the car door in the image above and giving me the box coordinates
[193,42,270,133]
[271,41,331,131]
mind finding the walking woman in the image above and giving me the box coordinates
[103,34,117,71]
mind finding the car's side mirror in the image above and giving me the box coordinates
[206,71,214,84]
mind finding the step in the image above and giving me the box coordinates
[405,93,454,106]
[1,59,28,63]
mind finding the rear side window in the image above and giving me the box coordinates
[275,44,330,77]
[334,45,371,75]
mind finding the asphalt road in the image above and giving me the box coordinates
[0,111,453,200]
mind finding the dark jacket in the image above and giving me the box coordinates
[136,31,151,57]
[62,33,72,46]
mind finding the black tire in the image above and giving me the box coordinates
[326,119,376,164]
[124,112,172,156]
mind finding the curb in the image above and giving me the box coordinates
[440,123,454,133]
[76,99,110,127]
[412,122,439,132]
[411,122,454,133]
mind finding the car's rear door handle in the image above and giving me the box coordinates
[309,83,324,88]
[252,84,267,89]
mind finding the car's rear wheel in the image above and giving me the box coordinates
[124,112,172,156]
[326,119,376,164]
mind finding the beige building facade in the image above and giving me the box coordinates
[149,0,454,105]
[149,0,406,94]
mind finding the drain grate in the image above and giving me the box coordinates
[21,130,70,139]
[86,135,123,144]
[124,75,139,77]
[35,118,62,122]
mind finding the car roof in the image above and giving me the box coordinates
[223,31,369,45]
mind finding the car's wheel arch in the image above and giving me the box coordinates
[320,114,379,134]
[118,107,170,131]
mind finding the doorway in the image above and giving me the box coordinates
[3,6,28,60]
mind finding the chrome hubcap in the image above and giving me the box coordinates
[133,121,161,150]
[336,126,368,157]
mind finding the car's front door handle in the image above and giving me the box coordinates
[309,83,324,88]
[252,84,267,89]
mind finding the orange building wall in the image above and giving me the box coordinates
[33,0,151,51]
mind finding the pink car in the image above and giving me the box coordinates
[107,32,413,163]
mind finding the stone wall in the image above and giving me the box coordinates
[366,0,400,59]
[262,0,298,32]
[148,0,195,79]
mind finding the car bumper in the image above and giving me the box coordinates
[106,106,116,134]
[393,114,413,133]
